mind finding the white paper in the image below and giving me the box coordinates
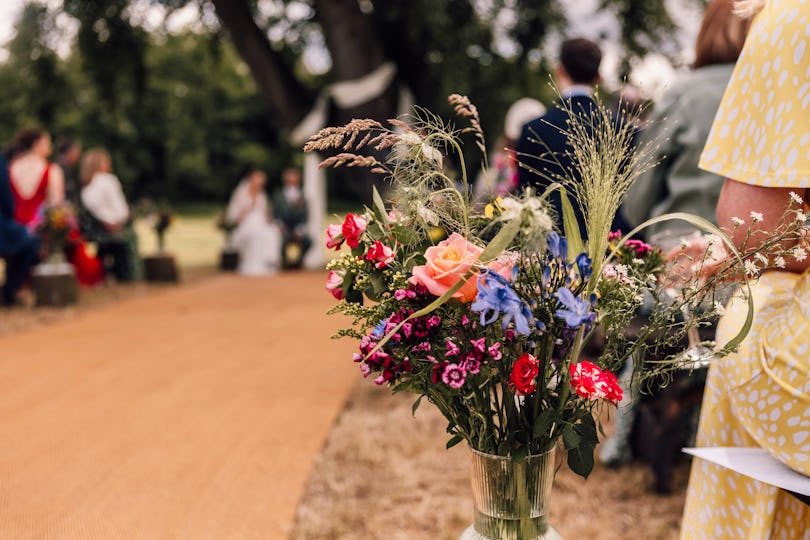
[683,447,810,496]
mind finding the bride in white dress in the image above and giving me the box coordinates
[225,167,281,276]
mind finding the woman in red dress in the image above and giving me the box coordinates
[8,128,103,286]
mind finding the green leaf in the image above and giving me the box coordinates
[566,415,599,477]
[532,408,554,437]
[411,395,423,416]
[446,434,464,449]
[567,442,596,479]
[372,186,390,226]
[559,188,585,262]
[562,424,580,449]
[512,445,528,461]
[574,415,599,445]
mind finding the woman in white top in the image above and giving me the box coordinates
[80,149,141,281]
[225,167,281,276]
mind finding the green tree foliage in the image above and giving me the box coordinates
[0,0,685,204]
[0,1,297,203]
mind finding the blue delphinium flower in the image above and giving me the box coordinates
[546,231,568,260]
[554,287,595,329]
[575,252,592,280]
[471,269,536,335]
[371,318,389,339]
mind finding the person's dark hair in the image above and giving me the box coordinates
[560,38,602,84]
[693,0,751,69]
[56,137,79,156]
[238,164,261,181]
[8,128,47,160]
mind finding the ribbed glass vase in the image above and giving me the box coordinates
[459,447,562,540]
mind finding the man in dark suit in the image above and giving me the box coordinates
[0,155,40,306]
[517,37,624,241]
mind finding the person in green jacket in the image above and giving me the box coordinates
[622,0,752,241]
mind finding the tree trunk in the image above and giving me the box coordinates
[313,0,400,203]
[210,0,311,130]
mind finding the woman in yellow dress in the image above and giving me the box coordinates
[680,0,810,538]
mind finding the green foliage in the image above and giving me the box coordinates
[0,1,296,203]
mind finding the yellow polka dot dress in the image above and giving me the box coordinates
[680,1,810,538]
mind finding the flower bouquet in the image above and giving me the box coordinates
[307,95,806,538]
[32,203,78,263]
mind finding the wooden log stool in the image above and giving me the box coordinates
[143,254,180,283]
[32,262,79,307]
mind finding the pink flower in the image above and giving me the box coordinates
[365,241,395,268]
[409,233,484,303]
[325,270,345,299]
[442,363,467,388]
[487,251,519,280]
[470,338,486,353]
[488,342,502,360]
[569,361,623,406]
[341,213,367,249]
[326,224,344,250]
[625,239,652,257]
[445,340,461,357]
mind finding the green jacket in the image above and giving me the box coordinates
[623,64,735,239]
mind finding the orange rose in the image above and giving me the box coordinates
[409,233,484,303]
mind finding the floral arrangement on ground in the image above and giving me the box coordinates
[307,94,807,479]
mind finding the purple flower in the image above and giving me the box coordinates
[442,363,467,388]
[554,287,594,329]
[471,269,535,335]
[575,253,592,280]
[547,232,568,260]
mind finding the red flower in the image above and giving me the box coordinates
[365,241,395,268]
[509,353,540,396]
[341,213,367,249]
[569,361,623,406]
[326,224,344,250]
[325,270,345,299]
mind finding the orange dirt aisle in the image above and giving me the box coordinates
[0,273,358,539]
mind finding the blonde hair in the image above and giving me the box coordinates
[80,148,111,186]
[734,0,765,18]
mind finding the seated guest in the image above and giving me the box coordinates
[226,166,281,276]
[80,148,141,282]
[8,128,102,286]
[7,128,65,226]
[0,155,40,307]
[272,167,311,269]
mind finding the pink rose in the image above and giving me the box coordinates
[365,241,395,268]
[569,361,623,406]
[487,251,519,281]
[326,224,344,250]
[409,232,483,303]
[341,214,367,249]
[325,270,345,300]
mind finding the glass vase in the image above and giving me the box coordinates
[459,447,562,540]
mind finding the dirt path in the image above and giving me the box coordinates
[0,272,357,539]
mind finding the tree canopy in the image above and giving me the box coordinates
[0,0,691,204]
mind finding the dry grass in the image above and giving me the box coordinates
[291,383,688,540]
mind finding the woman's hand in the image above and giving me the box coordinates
[664,234,729,285]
